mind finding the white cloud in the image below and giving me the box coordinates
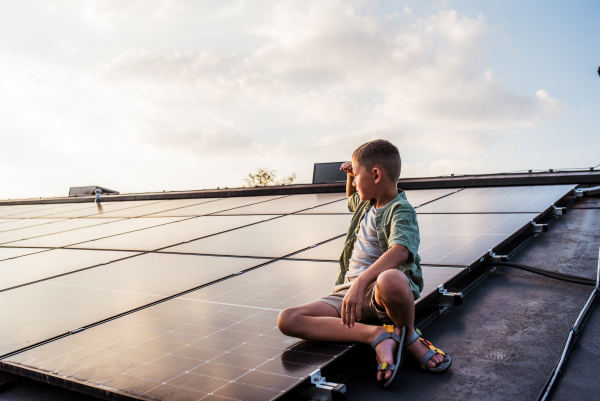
[0,0,578,198]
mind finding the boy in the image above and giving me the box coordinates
[278,139,451,387]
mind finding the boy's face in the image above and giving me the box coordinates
[351,159,379,201]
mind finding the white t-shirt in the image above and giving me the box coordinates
[346,205,383,278]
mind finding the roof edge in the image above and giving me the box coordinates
[1,170,599,206]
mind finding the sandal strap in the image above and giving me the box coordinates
[406,331,420,347]
[370,332,401,349]
[370,325,401,349]
[419,338,448,370]
[377,361,396,371]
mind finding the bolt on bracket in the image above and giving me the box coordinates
[310,369,346,394]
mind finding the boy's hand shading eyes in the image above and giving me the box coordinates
[340,161,354,176]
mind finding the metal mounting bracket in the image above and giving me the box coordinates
[438,285,464,313]
[574,186,600,197]
[310,369,346,395]
[552,205,567,216]
[530,221,548,233]
[488,249,508,262]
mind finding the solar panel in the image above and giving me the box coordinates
[290,213,537,266]
[37,200,169,218]
[296,189,460,214]
[87,198,223,218]
[214,194,347,215]
[0,253,270,355]
[68,215,276,252]
[0,219,64,233]
[289,237,345,261]
[162,214,352,258]
[0,184,572,399]
[6,217,184,248]
[0,247,49,262]
[0,205,41,218]
[0,203,81,218]
[0,218,122,245]
[416,185,575,213]
[0,249,139,291]
[149,196,286,217]
[1,260,463,401]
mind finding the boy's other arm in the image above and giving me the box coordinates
[341,244,409,327]
[340,161,356,198]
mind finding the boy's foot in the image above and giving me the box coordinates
[405,330,445,369]
[371,326,402,381]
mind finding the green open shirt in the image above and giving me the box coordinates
[336,191,424,300]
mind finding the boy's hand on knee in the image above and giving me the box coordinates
[341,281,367,328]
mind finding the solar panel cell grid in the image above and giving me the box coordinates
[37,200,169,219]
[0,218,65,233]
[0,205,40,218]
[291,213,536,266]
[296,189,460,214]
[0,203,84,218]
[214,193,346,215]
[162,214,352,258]
[2,260,351,401]
[86,198,223,218]
[67,215,276,252]
[149,196,286,217]
[416,185,575,213]
[2,259,463,401]
[6,217,184,248]
[0,218,122,245]
[0,249,139,291]
[0,247,49,262]
[0,254,268,355]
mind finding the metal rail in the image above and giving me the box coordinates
[537,247,600,401]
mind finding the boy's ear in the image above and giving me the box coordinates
[373,166,383,184]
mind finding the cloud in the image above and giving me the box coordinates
[102,2,564,134]
[144,125,257,156]
[0,0,576,198]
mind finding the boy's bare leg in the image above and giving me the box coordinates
[373,269,445,378]
[278,301,403,381]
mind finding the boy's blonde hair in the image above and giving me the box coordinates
[352,139,401,183]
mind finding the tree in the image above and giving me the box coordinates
[243,168,297,187]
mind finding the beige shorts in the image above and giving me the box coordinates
[318,277,393,324]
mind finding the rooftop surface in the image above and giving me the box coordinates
[0,171,598,401]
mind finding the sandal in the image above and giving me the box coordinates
[369,324,406,388]
[406,330,452,373]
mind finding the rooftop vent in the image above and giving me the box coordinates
[312,162,347,184]
[68,186,119,197]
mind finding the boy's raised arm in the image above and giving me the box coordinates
[341,161,356,198]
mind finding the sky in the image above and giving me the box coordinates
[1,0,599,199]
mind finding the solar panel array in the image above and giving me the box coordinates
[0,185,574,401]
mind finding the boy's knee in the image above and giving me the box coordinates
[376,269,409,298]
[277,308,298,336]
